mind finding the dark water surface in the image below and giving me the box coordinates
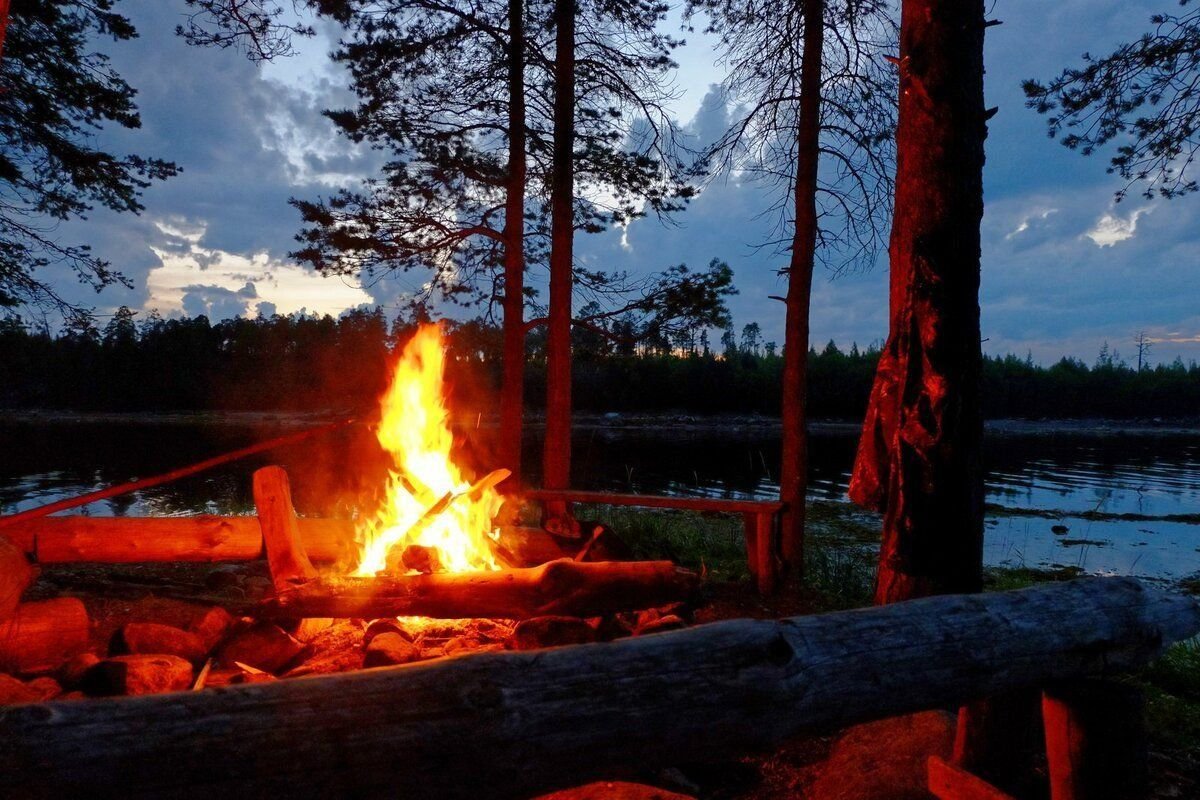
[2,417,1198,581]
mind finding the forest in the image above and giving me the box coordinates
[3,307,1196,419]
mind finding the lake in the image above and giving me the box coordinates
[2,415,1198,582]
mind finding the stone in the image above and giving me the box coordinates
[510,616,597,650]
[364,618,411,645]
[363,632,421,667]
[114,622,208,663]
[189,606,235,651]
[400,544,442,574]
[0,673,42,705]
[535,782,695,800]
[216,621,304,673]
[634,615,687,637]
[58,652,101,688]
[82,654,194,696]
[25,676,62,700]
[283,620,365,677]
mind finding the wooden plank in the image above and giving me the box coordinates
[927,756,1016,800]
[0,579,1194,799]
[742,512,760,577]
[525,489,783,516]
[253,467,318,591]
[1042,680,1148,800]
[754,513,776,595]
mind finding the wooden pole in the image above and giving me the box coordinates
[0,579,1193,799]
[0,535,34,620]
[0,417,355,531]
[258,558,698,621]
[1042,680,1148,800]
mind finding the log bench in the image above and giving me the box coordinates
[524,489,785,594]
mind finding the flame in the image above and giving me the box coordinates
[352,324,504,576]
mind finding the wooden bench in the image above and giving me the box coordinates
[524,489,786,594]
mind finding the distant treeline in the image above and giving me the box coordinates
[2,309,1198,419]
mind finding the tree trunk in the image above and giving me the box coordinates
[849,0,988,604]
[258,559,697,621]
[1,579,1194,799]
[778,0,824,585]
[499,0,528,481]
[543,0,576,504]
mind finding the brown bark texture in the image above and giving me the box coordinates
[500,0,528,481]
[543,0,576,497]
[253,466,318,591]
[849,0,988,603]
[778,0,825,584]
[0,579,1194,799]
[257,558,698,621]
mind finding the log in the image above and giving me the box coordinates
[14,517,555,568]
[1,579,1193,799]
[253,467,318,591]
[0,598,90,675]
[1042,680,1148,800]
[258,559,699,621]
[0,535,34,620]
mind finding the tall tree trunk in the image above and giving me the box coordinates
[500,0,528,481]
[543,0,575,499]
[778,0,825,584]
[848,0,988,604]
[0,1,10,62]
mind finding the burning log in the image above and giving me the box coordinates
[0,579,1194,799]
[0,598,90,675]
[259,559,698,621]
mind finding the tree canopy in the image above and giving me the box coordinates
[0,1,177,318]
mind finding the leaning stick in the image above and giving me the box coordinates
[0,417,357,530]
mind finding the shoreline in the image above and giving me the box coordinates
[2,409,1199,437]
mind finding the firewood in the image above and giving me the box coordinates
[0,579,1195,799]
[258,559,699,621]
[253,466,318,592]
[0,598,89,675]
[0,535,34,620]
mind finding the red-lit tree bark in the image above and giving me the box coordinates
[849,0,988,604]
[499,0,529,481]
[543,0,575,502]
[0,0,10,62]
[777,0,824,585]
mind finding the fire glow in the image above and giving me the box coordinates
[352,324,506,577]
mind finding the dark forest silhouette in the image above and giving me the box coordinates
[2,308,1196,419]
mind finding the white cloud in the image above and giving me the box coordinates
[1085,206,1152,247]
[1006,207,1058,239]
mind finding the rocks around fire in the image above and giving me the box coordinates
[511,616,598,650]
[189,606,234,651]
[535,782,695,800]
[0,673,62,705]
[112,622,208,663]
[215,620,305,673]
[81,654,193,696]
[363,632,421,667]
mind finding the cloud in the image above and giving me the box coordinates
[1085,206,1152,247]
[180,282,257,320]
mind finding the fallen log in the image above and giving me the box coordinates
[13,516,562,568]
[0,597,90,675]
[258,559,699,621]
[0,578,1194,799]
[0,535,34,620]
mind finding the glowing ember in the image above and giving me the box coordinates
[352,324,505,576]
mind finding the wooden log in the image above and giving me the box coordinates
[0,598,90,675]
[17,517,564,569]
[253,467,318,591]
[0,535,34,620]
[258,559,699,621]
[1042,680,1148,800]
[15,516,355,564]
[0,579,1191,800]
[927,756,1016,800]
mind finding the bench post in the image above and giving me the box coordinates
[1042,680,1147,800]
[754,512,776,595]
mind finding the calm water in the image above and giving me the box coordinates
[2,419,1198,581]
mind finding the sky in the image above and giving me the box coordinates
[34,0,1200,365]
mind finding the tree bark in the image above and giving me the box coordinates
[543,0,576,507]
[499,0,528,481]
[0,597,90,675]
[1,579,1194,799]
[778,0,825,585]
[849,0,988,604]
[258,559,698,621]
[0,535,33,620]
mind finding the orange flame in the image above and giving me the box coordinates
[352,324,504,576]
